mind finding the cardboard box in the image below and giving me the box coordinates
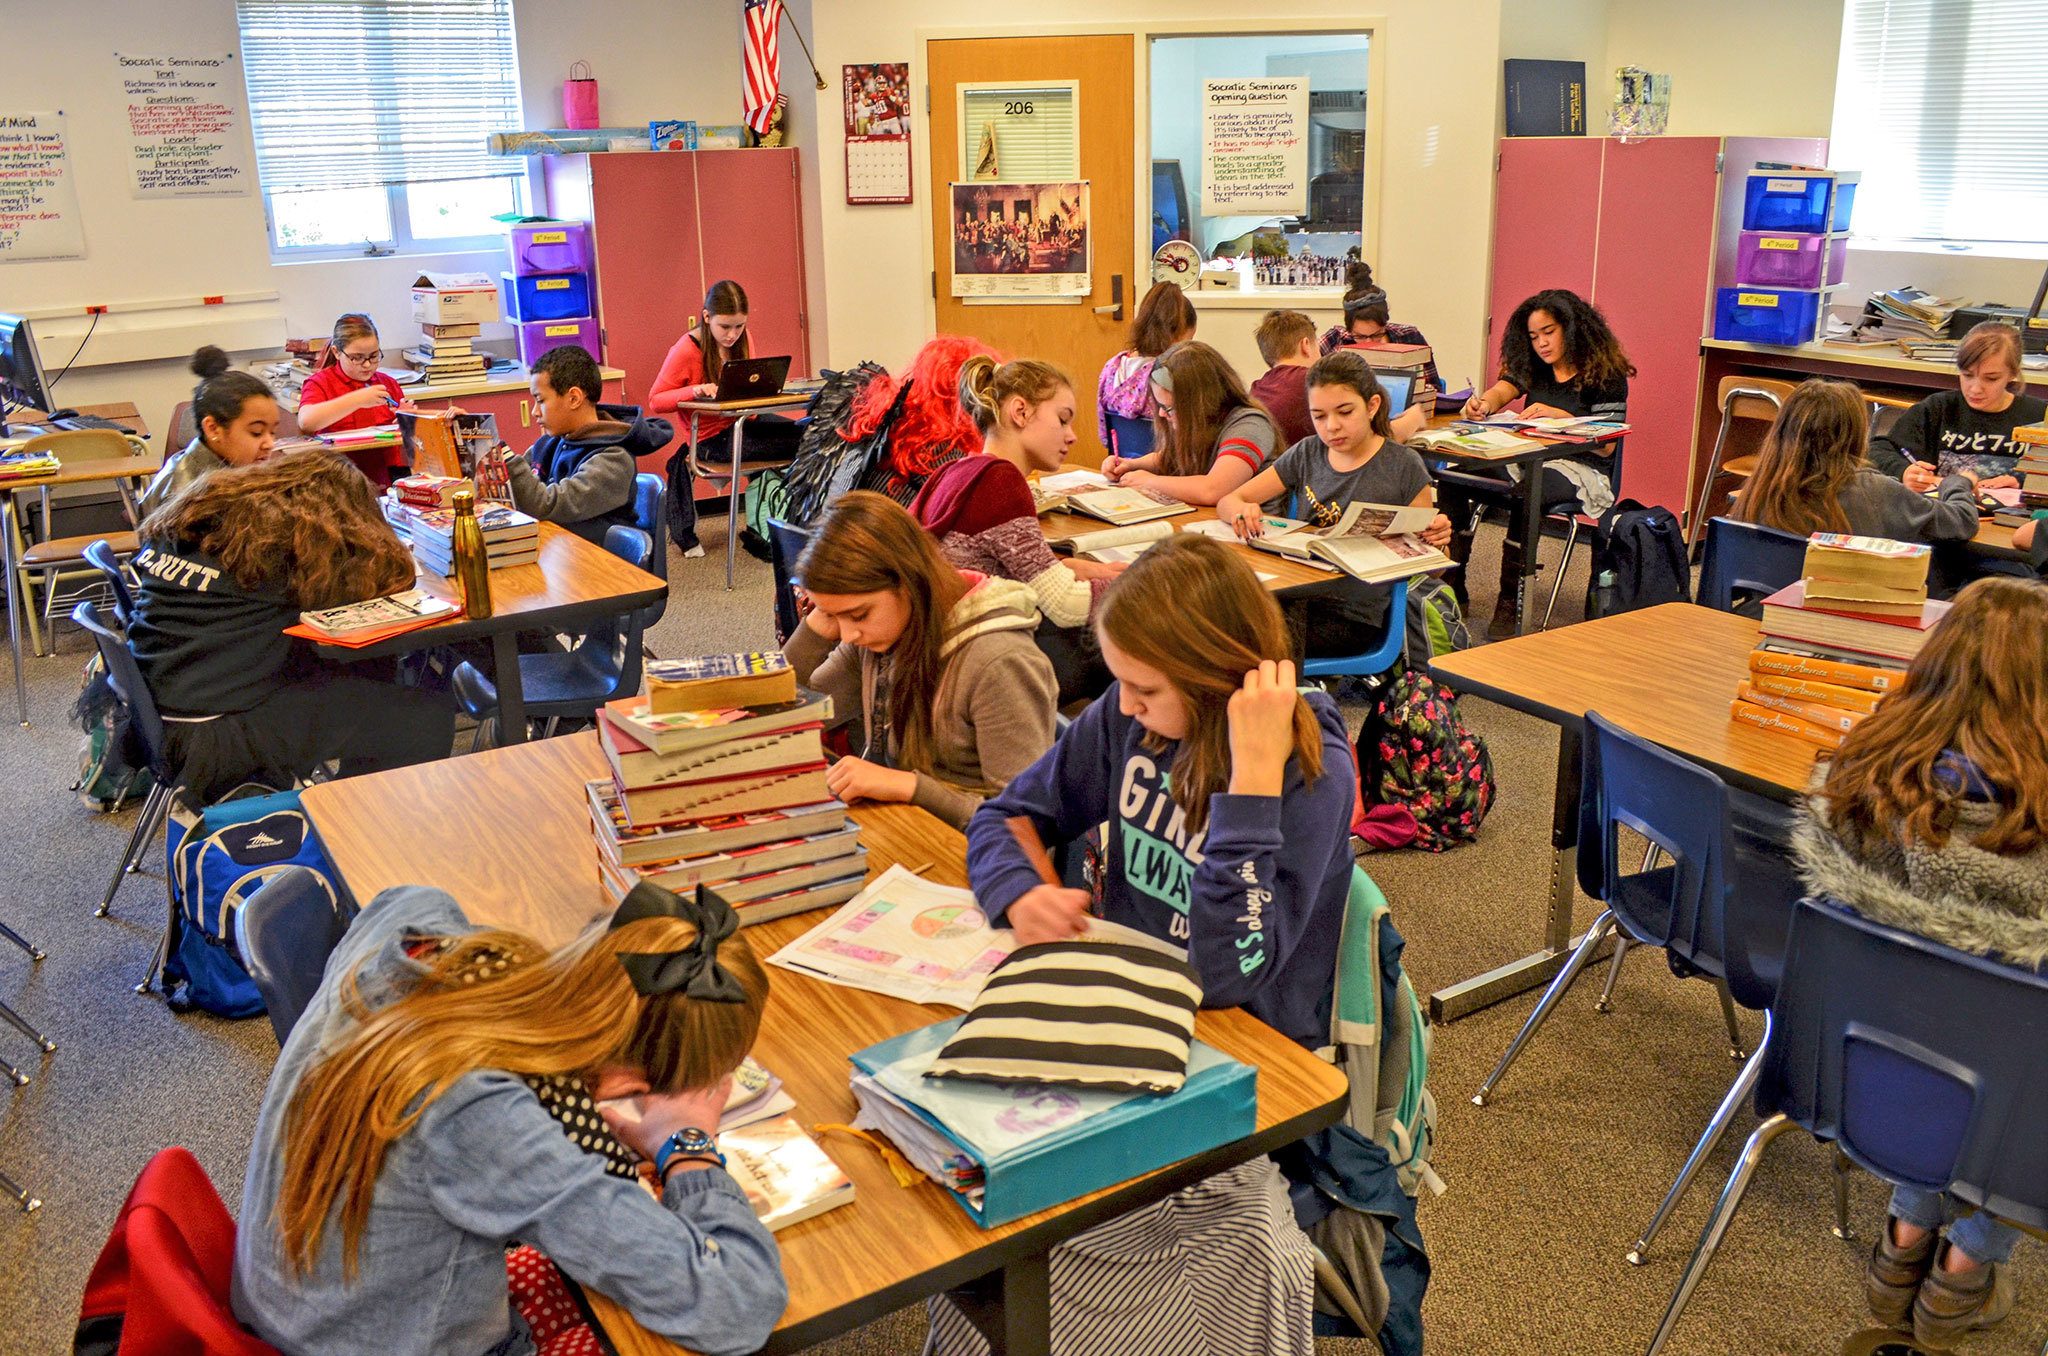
[410,272,502,327]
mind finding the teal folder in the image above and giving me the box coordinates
[850,1016,1258,1228]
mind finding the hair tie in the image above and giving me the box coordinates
[608,882,747,1003]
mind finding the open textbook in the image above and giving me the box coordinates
[1033,471,1193,526]
[1247,501,1450,583]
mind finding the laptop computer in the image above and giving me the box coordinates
[714,355,792,401]
[1374,371,1416,418]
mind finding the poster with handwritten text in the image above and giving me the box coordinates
[0,113,84,262]
[1200,78,1308,217]
[115,53,253,199]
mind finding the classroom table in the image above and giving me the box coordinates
[671,390,814,590]
[300,733,1349,1356]
[0,405,157,729]
[307,522,664,743]
[1425,603,1815,1022]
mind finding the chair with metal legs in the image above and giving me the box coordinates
[1,908,55,1211]
[73,601,178,927]
[1646,897,2048,1355]
[1686,377,1792,554]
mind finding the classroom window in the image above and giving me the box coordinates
[1830,0,2048,250]
[1148,32,1373,293]
[236,0,527,260]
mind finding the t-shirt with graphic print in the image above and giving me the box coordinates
[965,687,1358,1051]
[1868,387,2048,481]
[1266,435,1432,628]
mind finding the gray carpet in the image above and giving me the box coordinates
[0,519,2040,1355]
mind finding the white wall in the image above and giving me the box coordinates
[1603,0,1843,137]
[1499,0,1608,137]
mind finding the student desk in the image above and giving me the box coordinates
[306,522,664,744]
[670,391,813,590]
[301,732,1349,1356]
[1426,604,1815,1022]
[1425,437,1612,638]
[0,406,158,729]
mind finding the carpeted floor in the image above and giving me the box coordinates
[0,518,2039,1354]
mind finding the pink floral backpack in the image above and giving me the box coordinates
[1352,671,1495,852]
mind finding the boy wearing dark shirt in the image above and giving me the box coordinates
[1248,310,1319,448]
[508,345,673,543]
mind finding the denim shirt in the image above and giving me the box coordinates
[231,886,787,1356]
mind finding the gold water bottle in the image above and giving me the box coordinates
[449,489,494,620]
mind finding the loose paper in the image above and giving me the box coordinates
[114,53,253,199]
[0,112,84,261]
[1201,78,1308,217]
[768,865,1015,1008]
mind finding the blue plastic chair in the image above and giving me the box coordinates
[451,525,653,746]
[1107,413,1156,461]
[81,538,136,627]
[1697,515,1806,613]
[231,865,356,1046]
[631,472,669,637]
[73,601,181,948]
[766,517,813,644]
[1300,579,1409,681]
[1647,897,2048,1355]
[1471,711,1804,1259]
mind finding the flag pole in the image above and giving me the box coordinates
[781,7,829,91]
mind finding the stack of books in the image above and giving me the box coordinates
[1857,287,1958,346]
[0,449,61,482]
[1732,534,1939,748]
[586,652,866,923]
[407,503,539,574]
[402,321,487,382]
[2002,420,2048,529]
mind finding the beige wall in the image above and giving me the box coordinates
[1603,0,1844,137]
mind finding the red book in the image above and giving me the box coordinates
[1762,580,1948,630]
[1760,581,1949,664]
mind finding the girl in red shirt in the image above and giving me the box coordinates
[297,313,410,485]
[648,280,803,554]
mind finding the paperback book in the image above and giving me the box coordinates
[1247,502,1450,583]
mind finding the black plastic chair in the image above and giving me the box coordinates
[766,516,813,644]
[630,472,669,638]
[450,526,653,747]
[1647,897,2048,1355]
[81,538,136,627]
[1697,516,1807,613]
[1437,440,1628,631]
[1107,414,1155,460]
[73,602,181,959]
[1471,711,1803,1262]
[232,865,355,1046]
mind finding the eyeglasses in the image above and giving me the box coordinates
[341,348,382,364]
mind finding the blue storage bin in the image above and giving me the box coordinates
[1714,287,1825,347]
[1742,171,1858,233]
[499,270,592,322]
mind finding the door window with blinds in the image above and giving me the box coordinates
[1148,32,1373,294]
[235,0,526,258]
[958,84,1079,180]
[1830,0,2048,249]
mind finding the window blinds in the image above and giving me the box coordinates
[960,88,1078,181]
[236,0,523,196]
[1831,0,2048,245]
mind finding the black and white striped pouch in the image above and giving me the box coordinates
[927,940,1204,1094]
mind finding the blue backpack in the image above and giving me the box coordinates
[162,784,342,1018]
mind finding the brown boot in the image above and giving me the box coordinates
[1487,540,1525,641]
[1912,1243,2014,1349]
[1865,1217,1936,1330]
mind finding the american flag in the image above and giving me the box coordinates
[742,0,783,135]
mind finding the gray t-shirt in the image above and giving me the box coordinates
[1212,405,1280,475]
[1268,435,1433,625]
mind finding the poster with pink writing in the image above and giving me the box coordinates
[0,113,84,262]
[114,53,253,200]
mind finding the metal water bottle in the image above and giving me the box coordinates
[449,489,494,620]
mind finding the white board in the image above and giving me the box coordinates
[0,112,85,262]
[113,52,254,199]
[1200,77,1309,217]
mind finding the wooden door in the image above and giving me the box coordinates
[1487,138,1601,382]
[929,34,1134,464]
[696,148,812,376]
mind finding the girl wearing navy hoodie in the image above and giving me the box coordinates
[936,532,1357,1356]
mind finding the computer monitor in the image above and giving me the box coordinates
[1373,371,1416,418]
[0,314,53,420]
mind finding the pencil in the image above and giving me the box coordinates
[1005,817,1061,887]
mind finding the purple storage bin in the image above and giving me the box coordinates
[515,317,599,366]
[508,222,591,277]
[1736,231,1847,289]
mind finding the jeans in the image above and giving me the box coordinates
[1891,1184,2022,1264]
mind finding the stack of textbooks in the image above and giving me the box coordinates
[2001,420,2048,528]
[586,652,866,923]
[408,503,540,574]
[1732,534,1938,748]
[0,449,61,482]
[403,321,487,382]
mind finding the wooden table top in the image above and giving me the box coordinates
[301,733,1347,1356]
[672,390,815,414]
[1431,603,1820,799]
[315,522,665,653]
[1036,504,1336,595]
[1971,517,2026,561]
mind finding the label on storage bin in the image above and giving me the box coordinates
[1764,178,1805,192]
[536,278,570,290]
[544,324,580,336]
[1737,293,1780,307]
[1757,237,1800,251]
[531,231,567,243]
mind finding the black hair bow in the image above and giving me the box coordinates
[609,882,747,1003]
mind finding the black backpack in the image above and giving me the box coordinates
[1585,499,1691,620]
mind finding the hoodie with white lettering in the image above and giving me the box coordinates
[128,543,308,716]
[967,686,1355,1050]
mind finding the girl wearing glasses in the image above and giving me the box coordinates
[298,313,411,483]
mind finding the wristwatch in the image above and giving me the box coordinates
[655,1126,724,1177]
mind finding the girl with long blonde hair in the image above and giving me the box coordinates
[784,490,1056,828]
[1099,340,1280,506]
[232,882,786,1356]
[1795,576,2048,1345]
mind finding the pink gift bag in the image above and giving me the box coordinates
[562,62,600,129]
